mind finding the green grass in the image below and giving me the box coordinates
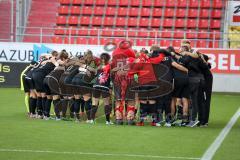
[0,88,239,160]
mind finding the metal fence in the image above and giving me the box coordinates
[15,0,32,41]
[0,0,14,42]
[15,26,240,48]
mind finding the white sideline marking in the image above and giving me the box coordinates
[201,108,240,160]
[0,148,200,160]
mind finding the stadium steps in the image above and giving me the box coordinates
[0,1,16,41]
[23,0,59,43]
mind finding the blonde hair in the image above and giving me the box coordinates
[150,45,160,52]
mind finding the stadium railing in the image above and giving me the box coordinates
[15,26,240,48]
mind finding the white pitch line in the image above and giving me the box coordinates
[0,148,200,160]
[201,107,240,160]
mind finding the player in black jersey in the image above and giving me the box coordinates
[70,50,99,123]
[24,58,44,118]
[167,46,190,126]
[21,61,38,116]
[32,51,59,119]
[44,50,69,120]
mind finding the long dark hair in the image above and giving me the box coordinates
[100,53,111,64]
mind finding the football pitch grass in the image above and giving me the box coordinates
[0,88,239,160]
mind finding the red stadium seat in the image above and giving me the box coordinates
[127,28,136,37]
[58,6,69,15]
[100,38,110,45]
[139,18,150,27]
[151,18,161,27]
[56,16,67,25]
[52,36,63,43]
[210,30,221,39]
[176,8,186,18]
[188,8,198,18]
[78,27,89,36]
[160,39,171,47]
[96,0,105,6]
[129,8,139,17]
[106,7,116,16]
[212,9,222,18]
[209,41,219,48]
[94,7,104,15]
[68,16,78,25]
[173,29,184,38]
[154,0,165,7]
[189,0,199,8]
[116,17,127,26]
[186,29,197,39]
[137,29,149,37]
[54,26,65,35]
[141,8,151,17]
[107,0,117,6]
[213,0,223,8]
[59,0,70,5]
[84,0,94,5]
[119,0,128,6]
[201,0,211,8]
[177,0,188,8]
[128,17,138,27]
[80,16,91,25]
[142,0,152,7]
[66,27,78,35]
[72,0,83,5]
[190,40,197,47]
[76,37,88,44]
[198,30,209,39]
[161,29,172,38]
[199,19,209,28]
[136,39,148,46]
[101,28,113,36]
[175,18,185,28]
[149,29,159,38]
[82,6,92,15]
[88,37,98,44]
[114,28,126,37]
[187,19,197,28]
[70,6,81,15]
[118,7,128,16]
[165,8,174,17]
[210,19,221,29]
[89,27,98,36]
[200,9,210,18]
[163,18,173,28]
[104,17,114,26]
[64,37,75,44]
[166,0,177,8]
[148,39,157,46]
[130,0,140,7]
[152,8,162,17]
[92,16,102,26]
[114,38,125,44]
[196,40,208,48]
[172,40,181,47]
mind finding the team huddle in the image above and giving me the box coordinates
[21,40,213,127]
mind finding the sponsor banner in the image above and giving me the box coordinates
[0,42,239,74]
[0,42,110,63]
[198,49,240,74]
[0,62,28,87]
[228,1,240,25]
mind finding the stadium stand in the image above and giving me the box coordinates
[23,0,59,43]
[21,0,226,48]
[0,1,15,41]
